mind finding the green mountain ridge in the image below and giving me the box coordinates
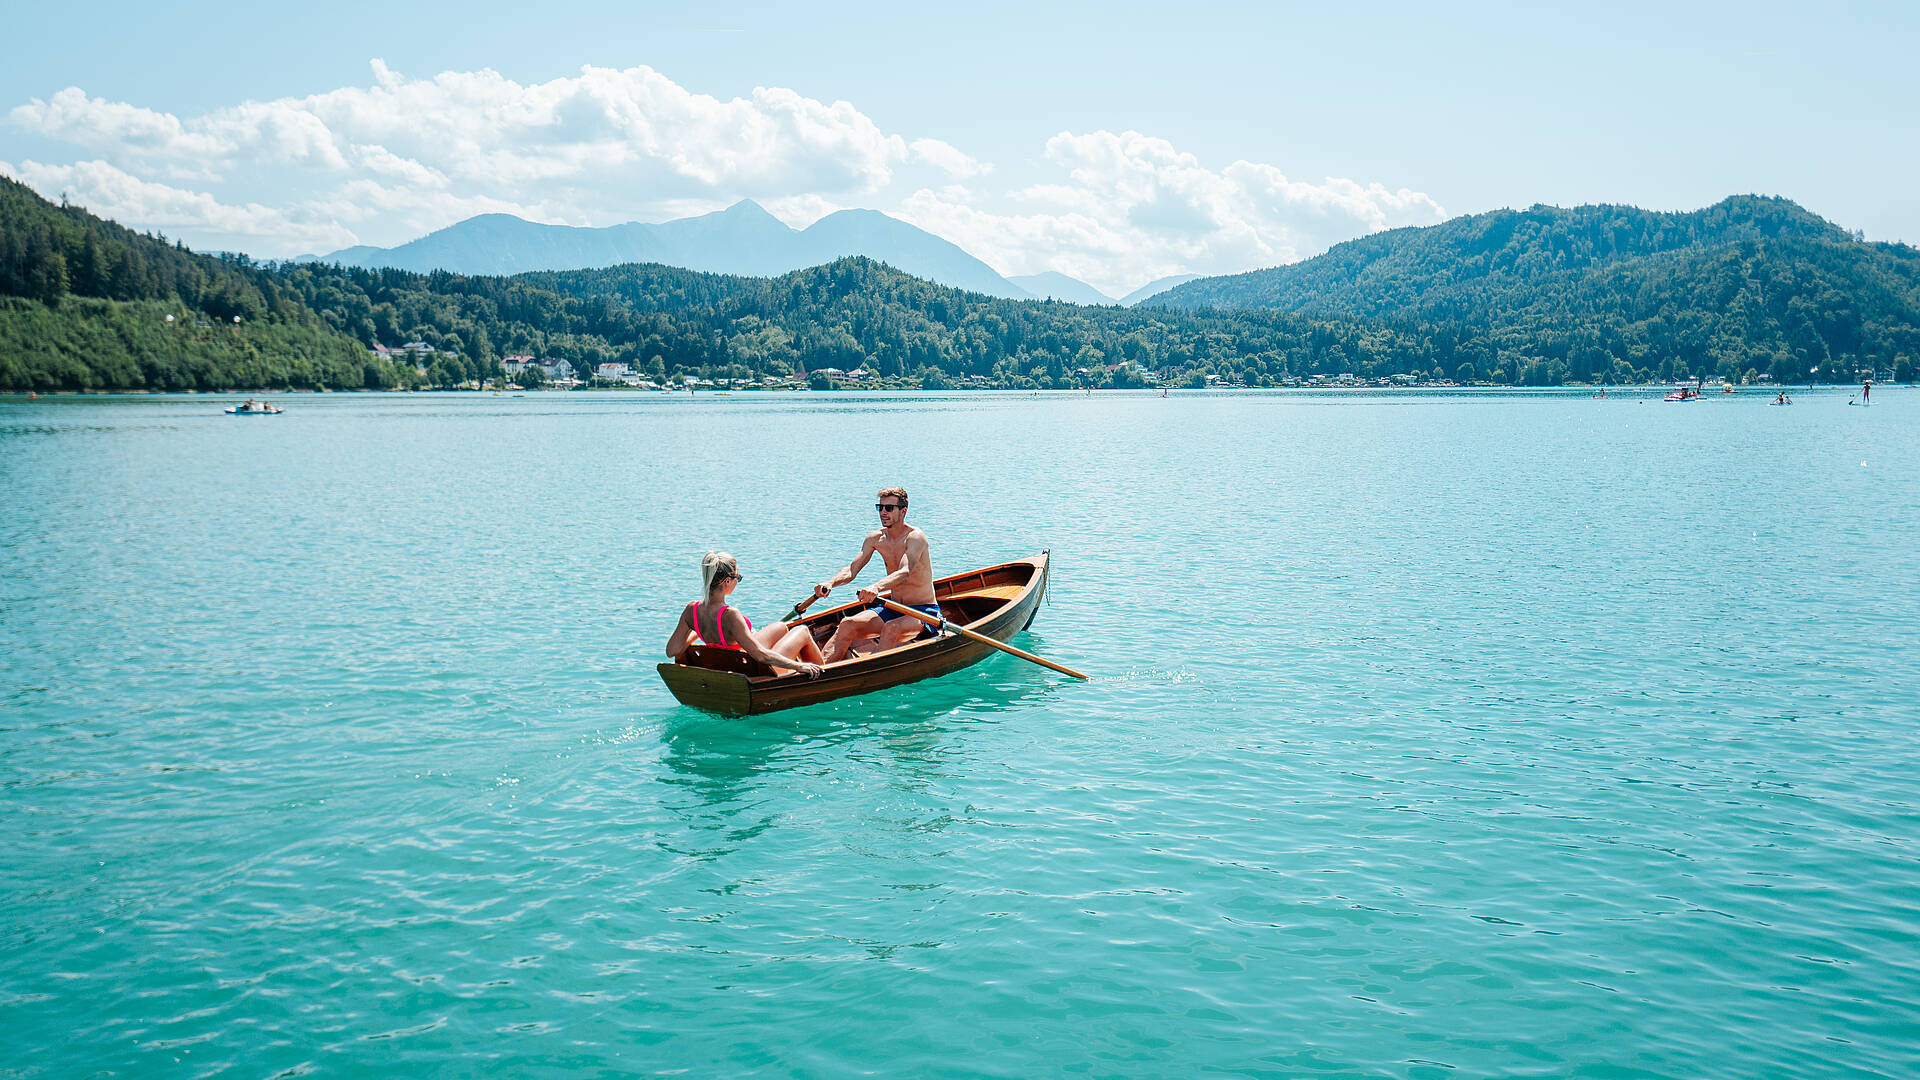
[1153,196,1920,383]
[3,180,1916,392]
[1157,196,1854,315]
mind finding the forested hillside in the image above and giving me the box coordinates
[0,177,424,391]
[277,257,1441,389]
[4,180,1916,392]
[1155,197,1920,385]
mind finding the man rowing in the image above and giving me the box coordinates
[813,487,938,661]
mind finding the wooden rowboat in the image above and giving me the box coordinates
[657,552,1051,716]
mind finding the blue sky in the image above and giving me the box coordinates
[4,0,1914,295]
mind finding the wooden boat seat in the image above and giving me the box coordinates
[942,583,1026,602]
[786,578,1034,653]
[678,644,776,676]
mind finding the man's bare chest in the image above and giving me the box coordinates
[874,533,913,569]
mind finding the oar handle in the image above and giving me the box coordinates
[877,597,1088,680]
[781,591,821,623]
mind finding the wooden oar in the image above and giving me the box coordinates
[781,591,822,623]
[876,597,1088,680]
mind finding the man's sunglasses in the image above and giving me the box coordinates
[875,503,904,512]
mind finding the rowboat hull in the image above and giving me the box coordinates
[657,553,1050,716]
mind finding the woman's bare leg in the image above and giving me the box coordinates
[774,626,824,665]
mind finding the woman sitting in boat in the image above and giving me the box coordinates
[665,551,824,676]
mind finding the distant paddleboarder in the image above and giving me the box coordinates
[1863,380,1872,404]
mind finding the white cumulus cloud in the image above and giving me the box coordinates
[4,67,1443,288]
[910,138,988,179]
[0,159,357,253]
[3,62,931,254]
[891,130,1447,297]
[10,88,227,161]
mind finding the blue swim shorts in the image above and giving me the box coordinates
[868,600,943,639]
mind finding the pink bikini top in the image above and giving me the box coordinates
[687,601,751,650]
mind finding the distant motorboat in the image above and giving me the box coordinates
[224,402,283,415]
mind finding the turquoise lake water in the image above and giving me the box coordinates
[3,388,1918,1078]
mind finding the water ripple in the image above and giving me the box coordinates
[3,390,1917,1077]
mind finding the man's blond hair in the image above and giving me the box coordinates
[877,486,908,507]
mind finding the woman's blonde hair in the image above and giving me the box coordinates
[701,550,739,594]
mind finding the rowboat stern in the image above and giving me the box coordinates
[655,661,754,716]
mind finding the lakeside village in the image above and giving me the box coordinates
[371,342,1809,393]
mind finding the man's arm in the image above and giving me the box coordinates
[859,532,927,600]
[816,534,878,597]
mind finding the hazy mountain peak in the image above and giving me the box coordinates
[1119,273,1201,306]
[310,203,1031,298]
[808,207,912,231]
[1007,271,1114,306]
[717,198,781,220]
